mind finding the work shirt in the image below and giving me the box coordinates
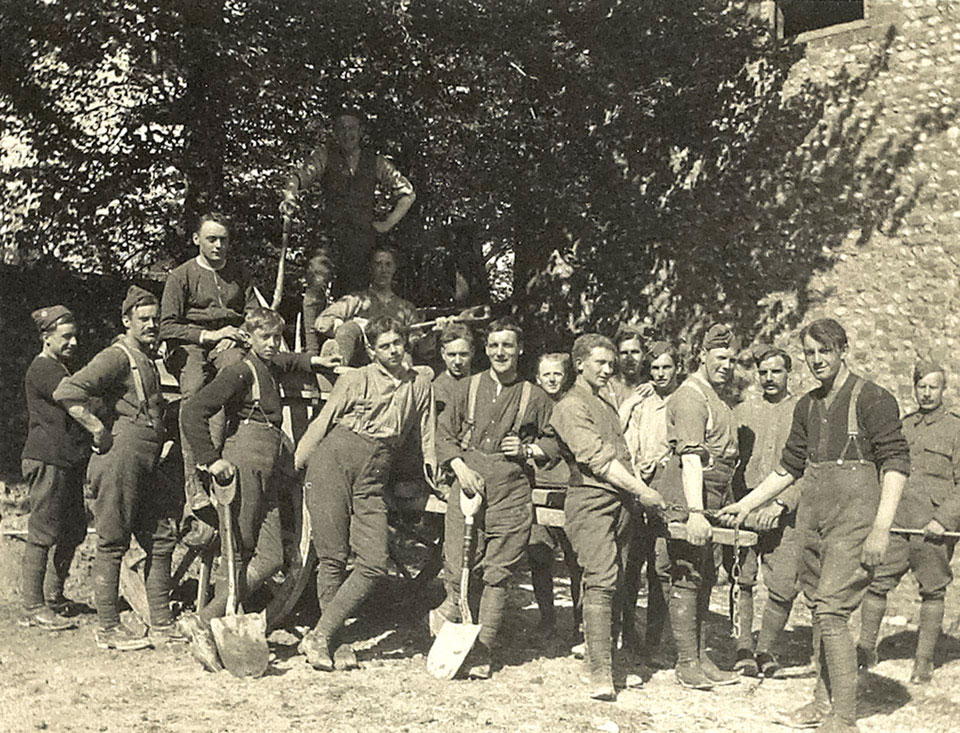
[735,393,802,510]
[895,405,960,531]
[159,257,256,345]
[780,373,910,478]
[318,288,418,330]
[302,289,328,355]
[551,377,633,491]
[666,372,739,466]
[21,354,88,467]
[53,337,164,436]
[437,370,557,495]
[181,351,314,466]
[622,390,672,480]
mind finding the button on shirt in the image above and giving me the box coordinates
[667,373,739,466]
[734,393,802,508]
[551,377,633,490]
[159,257,256,344]
[895,406,960,531]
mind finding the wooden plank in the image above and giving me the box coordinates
[666,522,758,547]
[535,506,565,528]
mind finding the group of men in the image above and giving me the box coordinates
[14,107,960,733]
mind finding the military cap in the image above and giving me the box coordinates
[702,324,740,352]
[31,305,74,332]
[122,285,158,315]
[913,360,945,384]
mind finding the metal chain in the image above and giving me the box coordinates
[730,522,742,641]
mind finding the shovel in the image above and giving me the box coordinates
[427,490,483,680]
[209,473,270,678]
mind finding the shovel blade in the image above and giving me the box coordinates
[211,611,269,678]
[426,620,482,680]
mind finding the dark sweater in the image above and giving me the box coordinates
[181,351,312,465]
[159,257,255,345]
[780,373,910,479]
[22,354,88,467]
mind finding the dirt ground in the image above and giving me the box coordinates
[3,485,960,733]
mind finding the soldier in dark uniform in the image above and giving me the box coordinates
[857,361,960,684]
[19,306,88,631]
[721,319,909,733]
[55,286,179,651]
[279,108,416,296]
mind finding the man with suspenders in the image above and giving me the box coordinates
[721,319,909,733]
[434,318,557,678]
[54,286,178,651]
[178,307,336,671]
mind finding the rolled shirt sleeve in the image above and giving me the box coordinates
[667,388,711,462]
[375,155,414,199]
[861,384,910,477]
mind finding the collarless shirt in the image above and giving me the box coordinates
[734,392,801,507]
[895,405,960,530]
[667,372,739,465]
[550,377,633,490]
[22,354,89,467]
[159,257,256,344]
[780,372,910,478]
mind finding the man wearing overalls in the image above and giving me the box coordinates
[655,324,741,690]
[721,319,909,733]
[54,286,178,651]
[857,361,960,684]
[435,318,557,679]
[177,307,336,671]
[294,316,435,672]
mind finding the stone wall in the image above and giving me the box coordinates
[753,0,960,411]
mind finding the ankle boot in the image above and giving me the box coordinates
[912,597,944,683]
[582,591,615,700]
[669,587,713,689]
[856,591,886,669]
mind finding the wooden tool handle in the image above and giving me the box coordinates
[891,526,960,538]
[459,515,476,625]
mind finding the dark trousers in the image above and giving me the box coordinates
[869,531,954,601]
[618,507,666,645]
[86,422,178,628]
[171,343,241,513]
[200,422,286,623]
[304,426,394,610]
[20,459,87,610]
[564,485,631,595]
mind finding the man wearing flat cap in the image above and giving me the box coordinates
[19,305,88,631]
[721,319,909,732]
[655,324,741,690]
[856,361,960,684]
[55,286,179,652]
[279,107,416,297]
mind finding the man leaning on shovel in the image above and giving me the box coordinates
[430,317,558,679]
[176,307,339,672]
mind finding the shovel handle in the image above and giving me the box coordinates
[217,499,239,617]
[891,526,960,539]
[459,515,477,625]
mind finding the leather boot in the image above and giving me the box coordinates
[911,597,943,684]
[856,591,885,669]
[820,615,859,727]
[732,587,758,676]
[669,587,713,689]
[582,590,615,700]
[698,584,737,686]
[467,585,508,679]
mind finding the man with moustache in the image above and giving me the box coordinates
[551,334,666,700]
[434,318,557,678]
[856,361,960,684]
[721,319,909,732]
[19,306,88,630]
[724,346,803,677]
[656,325,742,690]
[55,287,179,651]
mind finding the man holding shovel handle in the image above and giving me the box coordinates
[177,307,339,673]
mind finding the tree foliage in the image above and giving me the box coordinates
[2,0,910,353]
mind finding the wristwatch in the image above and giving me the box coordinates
[523,444,535,460]
[774,499,789,513]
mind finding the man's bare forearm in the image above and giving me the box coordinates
[679,454,704,510]
[872,470,907,532]
[738,469,796,513]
